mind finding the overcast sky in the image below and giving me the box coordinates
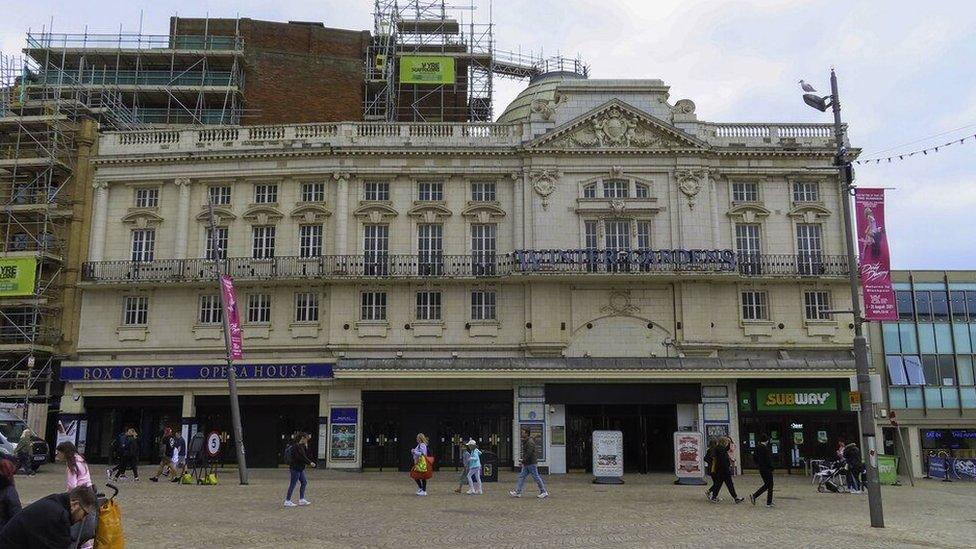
[2,1,974,270]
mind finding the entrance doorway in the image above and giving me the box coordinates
[566,404,677,473]
[82,397,182,463]
[739,414,857,471]
[362,390,513,471]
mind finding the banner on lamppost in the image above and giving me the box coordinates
[220,275,244,360]
[855,188,897,321]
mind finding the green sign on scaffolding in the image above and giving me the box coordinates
[399,56,455,84]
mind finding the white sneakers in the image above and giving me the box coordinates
[510,490,548,499]
[298,499,311,506]
[283,500,297,507]
[418,491,428,496]
[538,492,549,499]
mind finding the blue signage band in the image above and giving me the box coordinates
[61,363,334,381]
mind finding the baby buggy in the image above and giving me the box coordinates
[815,459,848,493]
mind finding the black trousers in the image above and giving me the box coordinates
[414,478,427,491]
[753,470,773,504]
[114,455,139,478]
[709,473,738,499]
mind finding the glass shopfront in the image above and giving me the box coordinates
[921,428,976,459]
[738,380,858,471]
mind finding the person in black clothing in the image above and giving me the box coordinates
[843,442,864,493]
[0,459,22,530]
[707,436,744,503]
[284,432,316,507]
[0,485,98,549]
[703,438,719,500]
[149,426,176,482]
[112,428,140,481]
[750,434,775,506]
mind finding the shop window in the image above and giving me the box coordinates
[301,183,325,203]
[895,290,914,321]
[247,294,271,324]
[950,291,968,322]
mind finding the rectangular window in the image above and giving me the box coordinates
[471,290,496,321]
[206,227,228,260]
[299,225,324,258]
[130,229,155,262]
[804,291,832,320]
[636,221,651,249]
[134,187,159,208]
[254,184,278,204]
[584,221,598,249]
[471,224,497,276]
[364,224,389,276]
[915,292,933,322]
[471,182,496,202]
[294,292,319,323]
[361,291,387,321]
[247,294,271,324]
[635,183,650,198]
[796,224,823,275]
[931,291,950,322]
[968,291,976,322]
[416,291,442,321]
[950,290,968,322]
[602,179,629,198]
[736,224,762,275]
[418,224,443,275]
[122,296,149,326]
[895,290,914,321]
[604,220,631,251]
[418,181,444,201]
[301,182,326,203]
[208,186,232,205]
[886,356,909,386]
[364,181,390,201]
[251,226,276,259]
[792,181,820,203]
[741,290,769,321]
[198,295,223,324]
[732,182,759,203]
[583,184,597,199]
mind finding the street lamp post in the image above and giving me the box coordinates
[803,69,884,528]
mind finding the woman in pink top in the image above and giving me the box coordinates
[56,442,95,548]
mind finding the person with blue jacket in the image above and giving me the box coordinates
[465,439,483,495]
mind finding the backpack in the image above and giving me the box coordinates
[283,444,295,464]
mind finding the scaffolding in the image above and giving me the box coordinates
[24,22,245,126]
[365,0,588,122]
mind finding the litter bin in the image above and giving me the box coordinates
[877,455,899,485]
[481,451,499,483]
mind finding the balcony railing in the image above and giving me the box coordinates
[81,253,849,283]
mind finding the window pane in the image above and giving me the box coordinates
[918,323,936,353]
[882,324,901,353]
[938,355,957,385]
[888,387,907,409]
[950,291,967,321]
[924,387,943,408]
[941,387,959,408]
[953,324,972,353]
[935,324,954,354]
[960,387,976,409]
[968,292,976,321]
[905,387,924,409]
[885,356,908,385]
[916,292,932,321]
[956,356,975,386]
[899,324,918,354]
[932,292,949,321]
[921,355,939,386]
[904,356,925,385]
[895,290,914,321]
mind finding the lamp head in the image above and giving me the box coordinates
[803,93,829,112]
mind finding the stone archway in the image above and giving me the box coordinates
[565,314,673,358]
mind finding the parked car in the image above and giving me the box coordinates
[0,411,49,472]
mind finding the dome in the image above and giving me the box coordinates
[496,71,586,124]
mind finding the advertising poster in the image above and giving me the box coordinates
[0,258,37,296]
[592,430,623,481]
[855,188,898,321]
[673,431,704,479]
[330,408,358,462]
[706,424,729,444]
[219,275,244,360]
[399,56,455,84]
[519,423,546,462]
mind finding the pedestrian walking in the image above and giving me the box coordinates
[284,432,316,507]
[454,440,472,494]
[707,437,743,503]
[0,486,98,548]
[169,430,188,483]
[56,441,95,549]
[843,442,864,494]
[0,459,22,530]
[410,433,431,496]
[750,434,775,507]
[465,439,483,495]
[112,428,140,481]
[13,429,34,477]
[509,433,549,499]
[704,438,719,501]
[149,426,176,482]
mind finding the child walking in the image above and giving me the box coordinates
[454,440,472,494]
[465,439,482,495]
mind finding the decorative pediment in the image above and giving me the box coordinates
[290,203,333,223]
[241,205,284,225]
[354,201,399,223]
[195,206,237,225]
[407,202,453,223]
[527,99,709,151]
[461,202,506,223]
[726,203,771,223]
[788,203,832,222]
[121,209,164,228]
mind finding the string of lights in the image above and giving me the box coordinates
[854,133,975,165]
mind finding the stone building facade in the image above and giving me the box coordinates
[63,76,860,473]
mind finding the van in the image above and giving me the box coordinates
[0,410,49,472]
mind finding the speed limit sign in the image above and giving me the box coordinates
[206,431,222,457]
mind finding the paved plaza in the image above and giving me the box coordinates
[13,467,976,548]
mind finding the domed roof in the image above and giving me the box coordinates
[496,72,586,124]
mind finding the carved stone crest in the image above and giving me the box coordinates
[676,169,707,210]
[609,199,626,213]
[530,170,560,210]
[530,92,568,121]
[549,106,665,149]
[601,290,639,316]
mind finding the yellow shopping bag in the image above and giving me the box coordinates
[94,498,124,549]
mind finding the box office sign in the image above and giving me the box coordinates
[399,55,455,84]
[61,363,334,381]
[0,258,37,296]
[756,388,837,411]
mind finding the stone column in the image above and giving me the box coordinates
[173,178,192,260]
[333,172,350,257]
[89,180,109,262]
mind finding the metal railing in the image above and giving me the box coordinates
[81,253,849,283]
[26,32,243,52]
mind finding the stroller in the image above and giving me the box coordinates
[815,459,848,493]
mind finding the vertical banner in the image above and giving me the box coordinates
[855,189,897,321]
[219,275,244,360]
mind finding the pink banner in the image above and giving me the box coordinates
[220,275,244,360]
[855,188,897,321]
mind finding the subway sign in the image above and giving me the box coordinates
[756,388,837,411]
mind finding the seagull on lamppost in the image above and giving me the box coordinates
[799,80,817,92]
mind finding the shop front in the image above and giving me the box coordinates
[738,380,858,471]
